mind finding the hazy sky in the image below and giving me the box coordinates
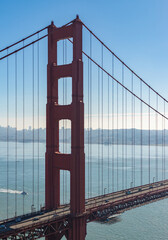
[0,0,168,129]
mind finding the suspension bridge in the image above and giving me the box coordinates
[0,16,168,239]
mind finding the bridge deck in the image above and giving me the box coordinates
[1,179,168,239]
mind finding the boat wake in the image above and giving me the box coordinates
[0,188,25,195]
[97,213,122,225]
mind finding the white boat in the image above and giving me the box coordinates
[21,191,28,195]
[107,213,121,219]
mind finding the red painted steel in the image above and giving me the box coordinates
[45,16,86,239]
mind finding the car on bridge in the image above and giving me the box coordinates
[125,190,131,195]
[15,217,21,223]
[0,225,6,231]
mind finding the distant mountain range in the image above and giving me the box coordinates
[0,126,168,145]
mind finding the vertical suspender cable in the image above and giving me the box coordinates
[7,49,9,219]
[131,73,134,187]
[98,67,100,195]
[32,44,35,207]
[148,88,151,184]
[22,41,25,214]
[133,79,135,187]
[108,75,109,193]
[122,64,124,190]
[125,85,127,189]
[101,45,104,195]
[90,33,92,197]
[63,40,65,204]
[116,80,118,190]
[65,40,67,203]
[140,80,143,186]
[15,53,17,217]
[162,108,164,181]
[87,57,90,198]
[156,95,158,182]
[37,34,40,210]
[163,102,165,181]
[112,54,114,192]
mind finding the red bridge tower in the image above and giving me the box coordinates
[45,16,86,240]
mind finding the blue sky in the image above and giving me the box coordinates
[0,0,168,96]
[0,0,168,129]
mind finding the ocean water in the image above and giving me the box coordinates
[0,141,168,239]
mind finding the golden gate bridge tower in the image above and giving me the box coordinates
[46,16,86,239]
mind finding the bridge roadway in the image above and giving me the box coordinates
[1,179,168,239]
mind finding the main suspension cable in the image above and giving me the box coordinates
[0,26,48,53]
[0,35,48,61]
[81,22,168,104]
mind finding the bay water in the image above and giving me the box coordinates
[0,141,168,239]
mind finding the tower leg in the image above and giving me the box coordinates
[46,16,86,240]
[71,216,86,240]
